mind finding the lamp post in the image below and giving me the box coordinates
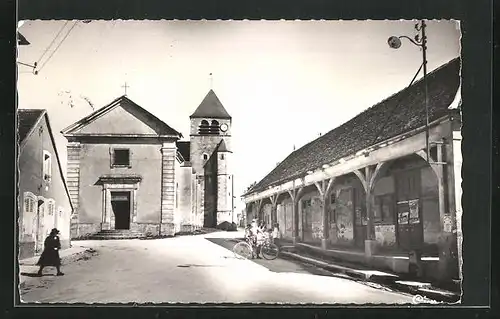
[388,20,430,162]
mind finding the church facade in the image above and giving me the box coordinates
[61,90,233,238]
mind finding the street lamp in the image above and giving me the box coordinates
[388,20,430,163]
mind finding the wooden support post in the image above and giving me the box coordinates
[288,187,304,244]
[270,194,279,227]
[354,165,379,258]
[365,166,374,241]
[314,178,335,250]
[256,199,263,221]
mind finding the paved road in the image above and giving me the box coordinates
[20,231,414,304]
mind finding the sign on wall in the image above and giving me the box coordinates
[398,211,409,225]
[408,199,420,224]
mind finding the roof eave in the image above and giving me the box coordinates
[43,113,75,211]
[248,113,455,196]
[18,110,46,152]
[189,115,232,119]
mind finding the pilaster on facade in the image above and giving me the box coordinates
[66,142,82,217]
[161,142,177,226]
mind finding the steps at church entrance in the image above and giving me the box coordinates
[89,229,146,240]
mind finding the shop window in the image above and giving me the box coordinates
[374,194,394,223]
[330,193,336,204]
[302,199,312,209]
[329,207,336,223]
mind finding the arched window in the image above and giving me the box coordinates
[203,153,208,160]
[198,120,211,134]
[210,120,220,135]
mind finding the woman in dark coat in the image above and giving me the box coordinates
[37,228,64,276]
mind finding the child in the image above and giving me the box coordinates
[272,223,280,246]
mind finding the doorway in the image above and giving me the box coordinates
[111,192,131,230]
[395,168,424,251]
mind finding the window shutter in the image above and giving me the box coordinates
[110,147,114,167]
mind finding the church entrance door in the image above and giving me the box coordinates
[111,192,131,230]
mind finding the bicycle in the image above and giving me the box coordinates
[232,237,254,260]
[232,234,280,260]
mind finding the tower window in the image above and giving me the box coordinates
[209,120,220,135]
[220,154,224,160]
[203,154,208,160]
[198,120,211,134]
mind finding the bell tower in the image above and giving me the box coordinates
[189,90,232,226]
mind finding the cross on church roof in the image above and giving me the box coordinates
[121,82,130,96]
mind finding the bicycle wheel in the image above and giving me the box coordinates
[261,242,279,260]
[233,241,253,259]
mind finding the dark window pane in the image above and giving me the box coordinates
[374,196,382,220]
[382,195,393,222]
[114,149,130,166]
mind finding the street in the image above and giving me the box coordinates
[20,231,414,304]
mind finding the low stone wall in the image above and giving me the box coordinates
[60,239,70,250]
[160,223,176,236]
[18,239,71,260]
[131,223,160,236]
[18,241,35,260]
[75,223,101,239]
[72,221,207,239]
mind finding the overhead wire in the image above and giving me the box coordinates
[37,21,79,73]
[36,21,70,67]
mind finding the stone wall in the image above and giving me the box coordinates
[131,223,160,236]
[175,164,193,230]
[76,223,102,238]
[78,142,163,226]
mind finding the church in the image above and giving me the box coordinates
[61,90,233,238]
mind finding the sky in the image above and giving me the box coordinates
[17,20,461,214]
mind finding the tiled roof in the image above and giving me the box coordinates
[247,58,461,195]
[18,109,44,143]
[177,141,191,161]
[18,32,30,45]
[190,90,231,119]
[217,139,230,153]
